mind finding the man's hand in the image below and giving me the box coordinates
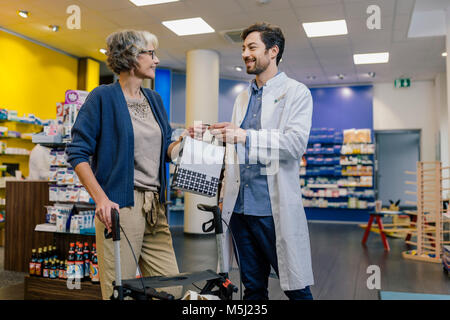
[209,122,247,144]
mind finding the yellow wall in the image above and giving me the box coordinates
[0,30,78,120]
[86,58,100,92]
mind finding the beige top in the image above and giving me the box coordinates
[126,93,161,191]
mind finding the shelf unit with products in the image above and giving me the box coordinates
[0,109,50,246]
[23,90,100,299]
[301,128,376,222]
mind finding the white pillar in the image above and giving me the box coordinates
[184,49,220,234]
[142,78,153,90]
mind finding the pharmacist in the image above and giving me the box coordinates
[210,22,314,300]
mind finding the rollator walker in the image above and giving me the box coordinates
[105,204,238,300]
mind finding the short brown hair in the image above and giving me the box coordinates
[241,22,285,65]
[106,30,158,74]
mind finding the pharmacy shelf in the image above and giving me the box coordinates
[0,153,30,157]
[34,223,95,236]
[39,143,67,148]
[300,174,373,177]
[305,184,373,189]
[304,206,374,210]
[302,163,374,167]
[169,207,184,212]
[302,195,375,200]
[0,136,34,141]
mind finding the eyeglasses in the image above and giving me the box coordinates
[139,49,156,59]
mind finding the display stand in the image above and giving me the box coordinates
[402,161,450,263]
[19,141,99,299]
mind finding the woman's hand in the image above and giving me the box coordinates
[186,123,208,140]
[95,197,120,233]
[168,123,209,160]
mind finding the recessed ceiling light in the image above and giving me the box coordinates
[17,10,29,18]
[99,49,107,55]
[337,74,345,80]
[302,20,348,38]
[442,52,447,57]
[234,66,243,72]
[129,0,179,6]
[354,52,389,64]
[49,25,60,32]
[368,72,376,78]
[162,17,215,36]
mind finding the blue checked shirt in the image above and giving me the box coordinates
[233,79,272,216]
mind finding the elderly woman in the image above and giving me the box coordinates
[66,30,193,299]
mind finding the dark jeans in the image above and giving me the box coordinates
[229,213,313,300]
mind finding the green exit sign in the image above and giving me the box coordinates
[394,78,411,88]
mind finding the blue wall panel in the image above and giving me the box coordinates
[155,68,171,117]
[310,85,373,130]
[307,85,374,223]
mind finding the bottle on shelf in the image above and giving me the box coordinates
[49,260,57,279]
[35,248,43,277]
[42,258,50,278]
[90,243,99,284]
[47,246,53,260]
[67,242,75,280]
[58,259,65,279]
[75,243,84,281]
[52,245,57,260]
[42,246,48,262]
[83,242,90,280]
[29,249,37,276]
[63,260,68,280]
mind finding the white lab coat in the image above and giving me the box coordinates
[220,72,314,291]
[28,144,51,180]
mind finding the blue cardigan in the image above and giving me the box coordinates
[66,81,173,208]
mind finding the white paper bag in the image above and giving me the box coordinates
[172,136,225,197]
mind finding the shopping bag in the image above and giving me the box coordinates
[171,134,225,197]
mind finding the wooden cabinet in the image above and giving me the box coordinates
[4,181,52,272]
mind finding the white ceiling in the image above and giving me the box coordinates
[0,0,448,85]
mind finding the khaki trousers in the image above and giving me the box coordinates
[95,190,181,300]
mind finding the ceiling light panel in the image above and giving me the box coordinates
[302,20,348,38]
[353,52,389,65]
[162,17,214,36]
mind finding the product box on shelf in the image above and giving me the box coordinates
[45,204,95,234]
[343,129,372,144]
[65,90,89,106]
[49,185,93,203]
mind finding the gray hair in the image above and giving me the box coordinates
[106,30,158,74]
